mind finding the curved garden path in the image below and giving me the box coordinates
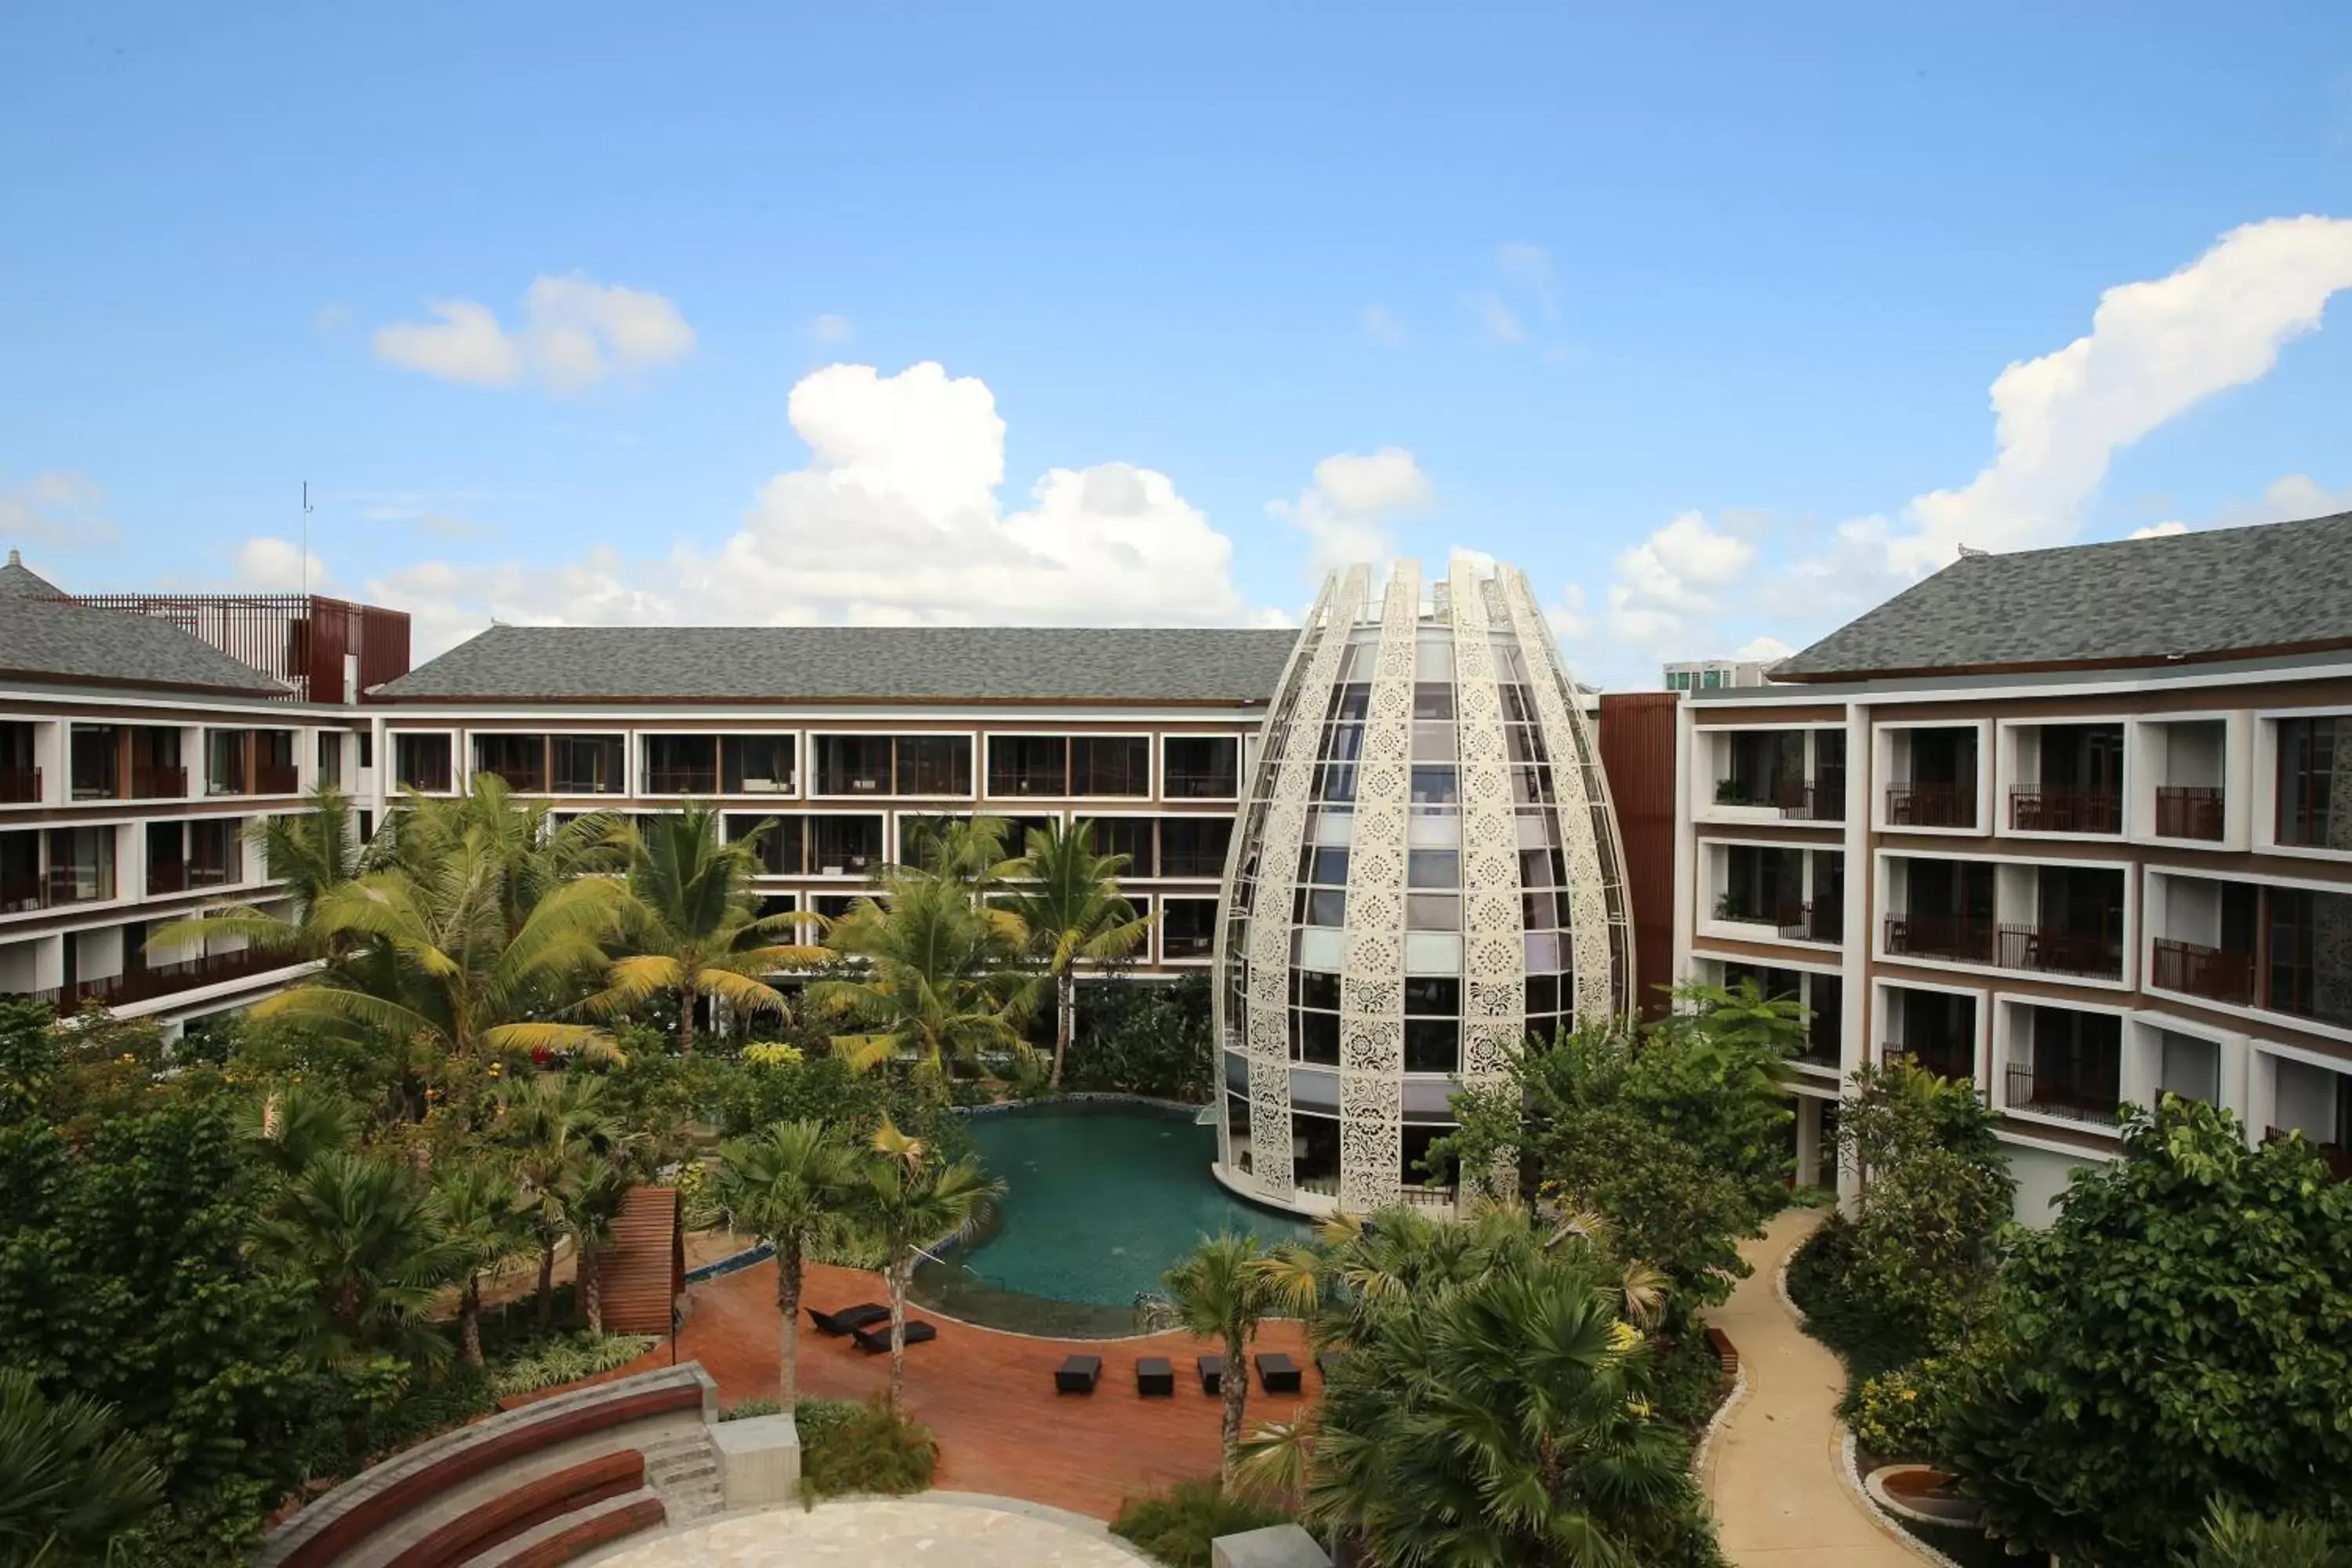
[1700,1207,1919,1566]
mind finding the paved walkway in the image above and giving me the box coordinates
[1701,1207,1918,1566]
[586,1495,1149,1566]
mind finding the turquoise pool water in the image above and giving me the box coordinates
[909,1101,1312,1338]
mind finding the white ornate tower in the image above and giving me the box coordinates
[1210,556,1634,1214]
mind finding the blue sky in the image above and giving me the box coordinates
[4,2,2351,685]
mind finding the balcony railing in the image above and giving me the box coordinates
[1777,773,1846,822]
[2,866,117,913]
[1886,782,1976,829]
[989,769,1067,798]
[1165,770,1239,799]
[644,767,719,795]
[1883,913,1996,964]
[1160,848,1229,877]
[32,947,297,1013]
[2150,937,2255,1006]
[2010,785,2122,835]
[1712,893,1788,927]
[2005,1061,2120,1125]
[2266,1126,2352,1184]
[1881,1040,1975,1082]
[131,765,187,799]
[818,771,891,795]
[147,861,187,896]
[1997,924,2124,980]
[0,767,38,804]
[480,764,548,792]
[2154,786,2225,841]
[1777,901,1844,943]
[254,764,299,794]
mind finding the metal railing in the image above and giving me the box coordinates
[1880,1040,1974,1081]
[2,866,117,913]
[2150,937,2255,1005]
[2005,1061,2120,1125]
[1777,901,1844,943]
[1886,782,1976,829]
[988,770,1069,797]
[1165,771,1239,799]
[1883,913,1996,964]
[1163,931,1214,958]
[1997,924,2124,980]
[31,947,296,1012]
[0,767,38,804]
[2010,785,2122,834]
[2154,786,2224,840]
[1777,772,1846,822]
[1159,848,1228,877]
[644,767,719,795]
[481,764,548,792]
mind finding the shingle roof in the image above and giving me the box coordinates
[370,624,1302,704]
[1772,511,2352,681]
[0,553,292,697]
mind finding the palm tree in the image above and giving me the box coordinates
[434,1162,532,1367]
[250,1151,469,1369]
[251,829,630,1063]
[240,1080,357,1177]
[379,775,625,934]
[1001,820,1152,1089]
[1156,1232,1283,1486]
[811,869,1034,1077]
[562,1159,637,1336]
[496,1073,637,1327]
[847,1120,1003,1409]
[711,1120,860,1406]
[599,807,824,1056]
[145,782,361,961]
[0,1370,163,1566]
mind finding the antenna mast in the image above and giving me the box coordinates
[300,481,314,598]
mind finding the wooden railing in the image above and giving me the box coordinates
[2010,785,2122,834]
[1998,924,2124,980]
[1886,782,1976,829]
[2150,937,2255,1005]
[30,948,295,1011]
[643,767,717,795]
[0,767,37,804]
[2154,786,2224,840]
[255,764,300,794]
[1883,913,1995,964]
[131,764,187,798]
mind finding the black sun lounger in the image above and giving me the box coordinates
[808,1302,891,1337]
[854,1319,937,1354]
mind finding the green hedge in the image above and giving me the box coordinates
[1111,1478,1296,1568]
[1065,975,1213,1102]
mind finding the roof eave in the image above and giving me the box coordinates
[1770,633,2352,685]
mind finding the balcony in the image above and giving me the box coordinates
[644,766,719,796]
[2150,937,2255,1006]
[2010,785,2121,835]
[1776,773,1846,822]
[1881,1038,1974,1082]
[2154,786,2224,841]
[1884,913,1996,964]
[131,765,187,799]
[1886,782,1976,829]
[254,764,299,794]
[2006,1060,2120,1125]
[1994,924,2124,981]
[0,767,38,804]
[1164,760,1239,799]
[2,866,116,913]
[33,947,296,1013]
[1775,901,1843,943]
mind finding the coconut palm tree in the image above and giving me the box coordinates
[1000,819,1152,1089]
[562,1157,637,1336]
[598,807,825,1057]
[847,1120,1002,1410]
[495,1073,637,1327]
[1156,1232,1283,1486]
[145,782,361,962]
[250,1150,469,1369]
[434,1161,532,1367]
[710,1119,860,1406]
[0,1370,163,1566]
[811,869,1034,1077]
[251,826,630,1064]
[378,775,625,935]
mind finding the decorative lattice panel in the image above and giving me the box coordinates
[1498,566,1632,1021]
[1240,566,1367,1198]
[1337,564,1417,1212]
[1447,554,1526,1085]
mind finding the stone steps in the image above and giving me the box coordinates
[638,1432,724,1521]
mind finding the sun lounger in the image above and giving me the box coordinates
[1316,1350,1342,1381]
[1055,1355,1102,1393]
[1135,1356,1174,1396]
[1196,1353,1223,1394]
[1255,1352,1301,1393]
[852,1319,936,1354]
[808,1302,891,1337]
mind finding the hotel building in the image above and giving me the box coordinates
[1675,512,2352,1216]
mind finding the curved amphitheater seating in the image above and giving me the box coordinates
[258,1365,720,1568]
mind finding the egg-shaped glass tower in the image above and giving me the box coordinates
[1211,557,1633,1215]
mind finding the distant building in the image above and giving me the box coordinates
[1664,658,1771,692]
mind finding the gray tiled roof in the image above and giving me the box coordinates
[1773,511,2352,681]
[0,554,289,696]
[371,624,1303,704]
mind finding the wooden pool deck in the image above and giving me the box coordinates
[614,1256,1315,1520]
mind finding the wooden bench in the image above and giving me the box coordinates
[1704,1326,1739,1377]
[387,1451,644,1568]
[280,1381,702,1568]
[498,1496,668,1568]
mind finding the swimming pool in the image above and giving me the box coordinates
[909,1100,1313,1338]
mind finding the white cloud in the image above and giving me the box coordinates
[0,470,114,549]
[1497,242,1557,322]
[1732,634,1797,663]
[233,535,331,593]
[1465,290,1524,345]
[1599,510,1759,657]
[1270,446,1436,579]
[2129,520,2190,539]
[2225,471,2352,524]
[807,313,855,344]
[354,361,1276,655]
[1361,305,1404,347]
[371,274,694,393]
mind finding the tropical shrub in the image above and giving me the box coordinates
[1112,1477,1294,1568]
[797,1397,936,1497]
[1065,975,1214,1101]
[1846,1357,1951,1462]
[2184,1500,2348,1568]
[1940,1098,2352,1564]
[485,1332,654,1399]
[0,1368,165,1566]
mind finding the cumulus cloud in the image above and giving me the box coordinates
[1592,510,1759,657]
[233,535,331,593]
[0,471,115,550]
[2129,520,2190,539]
[1270,446,1436,579]
[348,361,1277,655]
[372,274,695,393]
[1732,634,1797,663]
[1361,305,1404,347]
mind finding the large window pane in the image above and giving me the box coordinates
[1073,736,1150,797]
[721,735,796,795]
[815,735,892,795]
[393,732,452,792]
[1163,735,1239,798]
[988,735,1067,797]
[553,735,626,793]
[896,735,971,796]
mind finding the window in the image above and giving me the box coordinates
[1072,736,1150,797]
[1403,977,1458,1073]
[553,735,626,793]
[644,735,718,794]
[1700,668,1723,688]
[895,735,971,796]
[808,815,884,876]
[1158,817,1230,877]
[2013,1007,2123,1123]
[188,818,242,887]
[988,735,1067,797]
[1408,765,1459,807]
[721,735,796,795]
[358,731,372,768]
[207,730,251,796]
[253,730,296,793]
[2278,717,2350,850]
[728,813,804,876]
[69,725,118,800]
[815,735,893,794]
[1296,844,1348,927]
[1161,897,1215,958]
[2268,884,2352,1029]
[474,732,547,791]
[393,733,452,793]
[1163,735,1240,799]
[1088,816,1154,875]
[316,731,343,788]
[1291,968,1341,1065]
[45,826,114,904]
